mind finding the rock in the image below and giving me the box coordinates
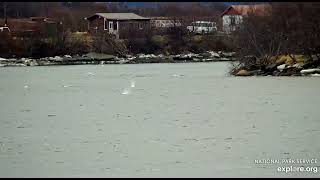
[236,69,252,76]
[22,58,38,66]
[272,70,280,76]
[138,54,148,58]
[250,70,265,76]
[0,57,7,61]
[173,54,193,61]
[311,73,320,77]
[208,51,220,58]
[302,60,320,69]
[220,52,235,58]
[291,63,304,69]
[219,58,231,61]
[201,58,214,62]
[49,56,63,61]
[277,64,287,72]
[64,55,72,58]
[265,64,277,72]
[201,52,212,58]
[300,68,320,75]
[6,63,27,67]
[280,67,301,76]
[84,52,115,60]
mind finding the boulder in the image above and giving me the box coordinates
[220,51,235,58]
[272,70,281,76]
[64,55,72,58]
[250,70,265,76]
[265,64,277,72]
[84,52,115,60]
[277,64,287,72]
[219,58,231,61]
[208,51,220,58]
[291,63,304,69]
[302,60,320,69]
[6,63,27,67]
[311,73,320,77]
[173,54,193,61]
[127,57,136,61]
[49,56,63,61]
[200,52,212,58]
[236,69,252,76]
[300,68,320,75]
[280,67,301,76]
[157,54,164,58]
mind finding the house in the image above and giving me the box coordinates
[86,13,151,39]
[150,17,182,28]
[220,4,271,34]
[0,17,59,38]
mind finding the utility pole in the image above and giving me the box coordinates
[3,2,7,26]
[45,2,49,17]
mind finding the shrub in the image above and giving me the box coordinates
[64,31,92,55]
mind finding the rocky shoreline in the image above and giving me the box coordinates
[234,58,320,77]
[0,51,236,67]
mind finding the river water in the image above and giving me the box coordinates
[0,62,319,177]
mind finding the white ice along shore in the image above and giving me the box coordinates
[0,50,236,67]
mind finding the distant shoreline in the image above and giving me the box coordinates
[0,51,236,67]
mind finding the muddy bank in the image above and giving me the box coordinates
[0,51,235,67]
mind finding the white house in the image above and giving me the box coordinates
[221,4,271,34]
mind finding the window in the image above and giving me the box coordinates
[138,23,143,29]
[230,16,236,26]
[113,21,117,30]
[109,21,113,30]
[104,20,108,30]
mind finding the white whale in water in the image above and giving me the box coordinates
[121,80,136,95]
[87,72,95,76]
[121,88,131,95]
[130,80,135,88]
[172,74,185,78]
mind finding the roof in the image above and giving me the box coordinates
[221,4,271,17]
[0,18,56,32]
[87,13,150,21]
[150,17,178,20]
[192,21,216,24]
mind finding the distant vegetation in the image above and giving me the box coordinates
[0,2,231,58]
[230,2,320,75]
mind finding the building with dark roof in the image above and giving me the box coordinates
[86,13,150,39]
